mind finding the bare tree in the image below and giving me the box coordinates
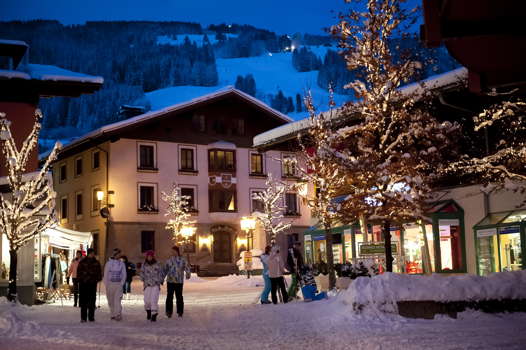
[252,173,292,245]
[0,110,59,301]
[331,0,458,271]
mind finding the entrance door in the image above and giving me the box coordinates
[213,231,232,263]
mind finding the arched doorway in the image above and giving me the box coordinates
[211,225,235,263]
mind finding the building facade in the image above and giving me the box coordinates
[52,88,312,275]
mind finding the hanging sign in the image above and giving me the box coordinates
[477,228,497,238]
[359,242,397,256]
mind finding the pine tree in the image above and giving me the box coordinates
[296,94,303,113]
[331,0,458,272]
[252,174,292,245]
[0,110,59,301]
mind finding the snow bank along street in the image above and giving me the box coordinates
[1,275,526,350]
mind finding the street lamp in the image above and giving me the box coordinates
[240,216,256,279]
[180,224,196,266]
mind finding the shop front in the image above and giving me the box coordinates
[474,210,525,276]
[303,200,467,274]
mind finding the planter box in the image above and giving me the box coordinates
[397,299,526,319]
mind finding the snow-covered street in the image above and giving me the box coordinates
[1,275,526,350]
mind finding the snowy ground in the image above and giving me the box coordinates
[1,275,526,350]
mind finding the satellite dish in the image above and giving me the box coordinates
[100,207,110,219]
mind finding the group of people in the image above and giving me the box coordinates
[259,242,327,305]
[66,245,190,323]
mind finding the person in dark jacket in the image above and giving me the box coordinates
[77,248,102,323]
[287,242,304,300]
[120,255,136,298]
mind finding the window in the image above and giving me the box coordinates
[59,163,67,182]
[92,151,100,170]
[75,157,83,177]
[251,190,264,213]
[180,148,195,171]
[138,183,157,212]
[141,231,155,252]
[75,192,83,218]
[192,114,206,132]
[238,119,245,136]
[213,118,226,134]
[209,150,235,172]
[438,219,463,271]
[209,189,237,212]
[181,187,196,211]
[250,152,264,175]
[61,196,68,220]
[92,187,101,213]
[282,154,297,177]
[285,193,299,216]
[138,143,156,169]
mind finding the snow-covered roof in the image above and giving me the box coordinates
[253,67,468,148]
[208,140,236,149]
[0,39,29,47]
[59,87,292,154]
[0,64,104,84]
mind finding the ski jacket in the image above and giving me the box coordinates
[68,258,81,279]
[104,258,127,285]
[268,250,286,278]
[77,257,102,284]
[164,256,190,284]
[300,269,316,288]
[124,262,136,282]
[287,247,304,274]
[260,254,270,276]
[140,261,165,288]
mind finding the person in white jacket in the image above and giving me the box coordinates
[104,248,127,321]
[268,245,289,304]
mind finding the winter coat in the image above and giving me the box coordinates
[124,262,136,282]
[164,256,190,284]
[140,261,165,288]
[68,258,81,279]
[104,258,127,285]
[287,247,304,274]
[77,257,102,284]
[268,250,286,278]
[260,254,270,276]
[300,269,316,288]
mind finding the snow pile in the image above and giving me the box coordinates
[236,249,264,271]
[187,273,206,283]
[339,271,526,314]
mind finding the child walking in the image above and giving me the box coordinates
[139,250,165,322]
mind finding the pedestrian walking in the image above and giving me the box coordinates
[67,251,83,307]
[268,245,288,304]
[77,248,102,323]
[120,255,136,299]
[164,246,190,318]
[259,246,271,304]
[140,250,165,322]
[104,248,127,321]
[287,242,304,300]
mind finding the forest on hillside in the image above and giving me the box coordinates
[0,20,458,144]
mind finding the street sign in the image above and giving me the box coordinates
[359,242,397,256]
[244,251,253,270]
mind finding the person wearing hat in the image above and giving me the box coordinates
[77,248,102,322]
[103,248,127,321]
[139,250,165,322]
[164,245,190,318]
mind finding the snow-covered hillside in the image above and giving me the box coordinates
[146,35,351,120]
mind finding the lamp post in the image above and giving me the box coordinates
[180,224,197,267]
[240,216,256,279]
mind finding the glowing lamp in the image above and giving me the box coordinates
[240,216,256,232]
[96,190,104,201]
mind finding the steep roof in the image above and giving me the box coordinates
[253,67,467,148]
[57,87,292,156]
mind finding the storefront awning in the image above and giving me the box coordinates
[42,226,92,250]
[475,209,526,228]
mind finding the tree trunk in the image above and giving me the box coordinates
[420,221,432,275]
[383,221,393,272]
[8,249,18,302]
[324,224,336,290]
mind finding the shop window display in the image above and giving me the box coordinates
[438,219,463,271]
[476,228,499,276]
[499,226,522,272]
[344,230,353,262]
[403,224,435,274]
